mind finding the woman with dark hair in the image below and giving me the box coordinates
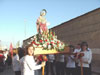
[77,42,92,75]
[22,44,45,75]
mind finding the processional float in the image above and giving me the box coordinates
[28,9,83,75]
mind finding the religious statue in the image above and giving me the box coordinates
[36,9,49,34]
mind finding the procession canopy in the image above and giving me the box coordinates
[30,9,70,55]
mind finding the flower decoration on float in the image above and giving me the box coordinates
[29,30,67,51]
[37,55,48,62]
[27,9,68,52]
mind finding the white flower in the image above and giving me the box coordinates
[48,45,51,49]
[33,44,37,47]
[43,44,47,48]
[38,45,42,47]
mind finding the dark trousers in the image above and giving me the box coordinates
[55,62,65,75]
[49,62,55,75]
[78,67,90,75]
[75,63,79,75]
[89,63,92,75]
[66,68,76,75]
[15,71,21,75]
[45,61,55,75]
[45,61,49,75]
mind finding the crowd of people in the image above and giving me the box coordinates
[0,41,92,75]
[45,41,92,75]
[12,41,92,75]
[0,49,12,72]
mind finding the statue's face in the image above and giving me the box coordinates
[40,11,46,16]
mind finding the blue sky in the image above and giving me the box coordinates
[0,0,100,48]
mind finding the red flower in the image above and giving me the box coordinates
[31,41,36,45]
[51,41,54,44]
[37,55,48,62]
[57,41,59,44]
[43,55,48,61]
[45,39,47,42]
[37,55,43,61]
[61,42,63,45]
[39,40,43,43]
[47,43,49,45]
[51,38,53,40]
[31,41,39,46]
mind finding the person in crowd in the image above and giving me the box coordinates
[12,47,25,75]
[74,43,81,53]
[45,55,49,75]
[22,44,45,75]
[80,41,92,75]
[3,51,7,65]
[66,45,76,75]
[0,52,5,72]
[55,54,65,75]
[12,52,21,75]
[77,42,92,75]
[6,53,12,68]
[46,54,55,75]
[19,48,26,75]
[34,55,42,75]
[74,43,81,74]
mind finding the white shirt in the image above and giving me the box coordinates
[22,55,41,75]
[19,56,25,75]
[56,54,65,62]
[48,54,55,62]
[66,55,76,68]
[3,52,8,61]
[78,50,92,68]
[12,54,21,71]
[74,48,81,53]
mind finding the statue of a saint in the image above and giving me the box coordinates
[36,9,48,34]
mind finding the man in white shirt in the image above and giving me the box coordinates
[66,45,76,75]
[48,54,55,75]
[74,43,81,53]
[12,53,21,75]
[55,54,65,75]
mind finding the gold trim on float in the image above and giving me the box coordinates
[34,46,70,55]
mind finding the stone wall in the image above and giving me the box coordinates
[92,48,100,74]
[51,8,100,48]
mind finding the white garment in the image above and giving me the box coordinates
[66,55,76,68]
[78,50,92,68]
[88,48,92,63]
[22,55,41,75]
[12,54,21,71]
[48,54,55,62]
[74,48,81,53]
[19,56,25,75]
[56,54,65,62]
[3,52,8,61]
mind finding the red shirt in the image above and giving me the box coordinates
[0,54,4,62]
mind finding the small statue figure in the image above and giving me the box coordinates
[36,9,49,34]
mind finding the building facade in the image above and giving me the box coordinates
[50,8,100,48]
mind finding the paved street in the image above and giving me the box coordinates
[0,65,99,75]
[0,66,14,75]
